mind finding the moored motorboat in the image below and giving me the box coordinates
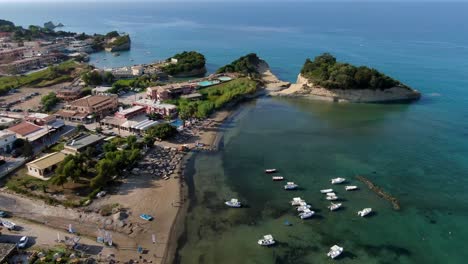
[290,197,304,206]
[225,198,241,208]
[284,182,298,190]
[326,195,339,201]
[326,192,337,196]
[320,189,333,193]
[345,185,358,191]
[358,208,372,217]
[331,178,346,184]
[297,202,312,212]
[265,169,277,173]
[327,245,344,259]
[328,203,342,211]
[272,176,284,181]
[299,208,315,219]
[258,234,276,246]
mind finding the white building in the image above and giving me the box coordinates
[0,130,16,153]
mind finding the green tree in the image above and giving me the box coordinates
[82,71,103,86]
[21,140,33,157]
[40,92,60,112]
[147,123,177,140]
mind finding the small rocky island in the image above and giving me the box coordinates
[272,53,421,103]
[104,31,131,52]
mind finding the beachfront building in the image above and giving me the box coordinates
[100,105,162,135]
[105,65,144,79]
[133,99,177,117]
[26,152,66,180]
[0,116,18,128]
[92,86,113,95]
[55,95,119,123]
[62,134,106,155]
[0,130,16,154]
[146,83,199,101]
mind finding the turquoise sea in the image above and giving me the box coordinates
[2,1,468,263]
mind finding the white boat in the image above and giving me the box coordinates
[358,208,372,217]
[331,178,346,184]
[345,185,358,191]
[328,203,342,211]
[272,176,284,181]
[326,195,339,201]
[284,182,298,190]
[225,198,241,208]
[299,208,315,219]
[290,197,304,206]
[326,192,337,196]
[320,189,333,193]
[327,245,344,259]
[1,218,16,230]
[265,169,277,173]
[257,234,275,246]
[297,202,312,212]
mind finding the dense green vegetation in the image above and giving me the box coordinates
[162,51,206,76]
[0,19,76,41]
[300,53,408,90]
[217,53,261,77]
[40,92,60,111]
[173,78,257,119]
[110,75,160,94]
[0,60,83,95]
[146,123,178,140]
[106,34,130,48]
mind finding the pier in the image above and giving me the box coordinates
[356,175,401,210]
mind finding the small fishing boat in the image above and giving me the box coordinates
[326,195,339,201]
[345,185,358,191]
[272,176,284,181]
[284,182,298,190]
[331,178,346,184]
[258,234,276,246]
[320,189,333,194]
[297,202,312,212]
[299,208,315,219]
[327,245,343,259]
[290,197,304,206]
[265,169,277,173]
[358,208,372,217]
[328,203,342,211]
[326,192,337,197]
[225,198,241,208]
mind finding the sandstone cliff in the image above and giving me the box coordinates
[272,74,421,103]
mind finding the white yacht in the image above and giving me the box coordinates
[290,197,305,206]
[328,203,342,211]
[225,198,241,208]
[331,178,346,184]
[265,169,277,173]
[284,182,298,190]
[320,189,333,193]
[327,245,343,259]
[299,208,315,219]
[326,195,339,201]
[358,208,372,217]
[297,202,312,212]
[345,185,358,191]
[258,234,276,246]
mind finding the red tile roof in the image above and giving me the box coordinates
[8,121,42,136]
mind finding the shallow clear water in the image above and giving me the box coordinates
[178,98,468,264]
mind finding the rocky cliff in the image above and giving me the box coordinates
[272,74,421,103]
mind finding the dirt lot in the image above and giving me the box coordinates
[0,82,71,112]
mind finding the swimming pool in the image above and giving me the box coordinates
[218,76,232,82]
[198,80,221,87]
[171,119,184,127]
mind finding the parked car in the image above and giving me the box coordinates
[17,236,28,248]
[140,214,153,221]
